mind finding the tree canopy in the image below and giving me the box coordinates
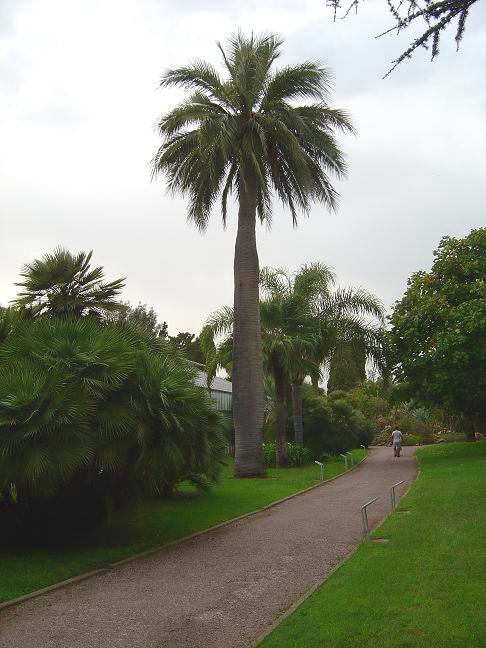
[390,228,486,438]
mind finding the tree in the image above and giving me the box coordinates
[204,297,313,467]
[167,331,205,364]
[205,263,384,458]
[260,265,384,446]
[260,264,334,453]
[327,341,367,391]
[260,298,315,466]
[327,0,481,76]
[152,32,354,477]
[13,247,125,319]
[390,228,486,439]
[113,301,168,337]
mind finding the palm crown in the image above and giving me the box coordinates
[152,32,354,227]
[13,247,125,319]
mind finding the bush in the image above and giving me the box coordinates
[402,433,426,446]
[263,442,313,467]
[0,318,226,545]
[300,386,375,456]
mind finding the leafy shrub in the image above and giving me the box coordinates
[402,433,426,446]
[263,442,313,467]
[347,382,391,419]
[0,318,226,545]
[300,386,375,456]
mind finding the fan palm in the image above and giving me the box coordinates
[13,247,125,319]
[0,318,225,541]
[152,32,354,476]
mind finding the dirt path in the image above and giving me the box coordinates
[0,446,417,648]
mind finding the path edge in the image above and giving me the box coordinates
[252,450,420,647]
[0,451,369,612]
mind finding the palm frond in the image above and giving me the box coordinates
[153,32,354,229]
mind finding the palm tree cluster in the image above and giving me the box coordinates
[153,32,355,476]
[0,252,226,544]
[204,263,385,466]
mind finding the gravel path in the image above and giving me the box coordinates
[0,446,417,648]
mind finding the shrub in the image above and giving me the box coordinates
[0,318,226,545]
[263,442,313,467]
[402,433,426,446]
[300,387,375,456]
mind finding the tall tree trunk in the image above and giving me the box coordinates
[274,363,288,467]
[233,177,265,477]
[291,377,304,445]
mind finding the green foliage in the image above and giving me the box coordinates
[263,442,313,467]
[0,306,24,344]
[390,228,486,437]
[347,381,391,419]
[370,397,463,446]
[112,301,168,337]
[0,318,226,544]
[300,386,375,456]
[167,331,205,364]
[327,342,366,391]
[152,32,354,229]
[13,247,125,319]
[204,263,385,453]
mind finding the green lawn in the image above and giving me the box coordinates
[260,442,486,648]
[0,449,365,603]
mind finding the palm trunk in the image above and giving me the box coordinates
[274,364,287,467]
[291,377,304,446]
[233,176,265,477]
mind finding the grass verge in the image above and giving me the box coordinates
[259,442,486,648]
[0,448,365,603]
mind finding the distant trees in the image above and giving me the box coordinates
[390,228,486,439]
[112,303,205,363]
[166,331,205,364]
[114,301,168,337]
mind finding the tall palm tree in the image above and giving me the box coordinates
[152,32,354,477]
[13,247,125,319]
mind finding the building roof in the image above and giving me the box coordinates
[194,369,233,394]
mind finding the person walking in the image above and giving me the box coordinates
[391,429,403,458]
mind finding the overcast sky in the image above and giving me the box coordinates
[1,0,485,335]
